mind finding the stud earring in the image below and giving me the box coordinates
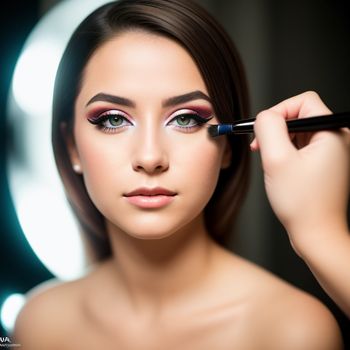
[73,164,82,173]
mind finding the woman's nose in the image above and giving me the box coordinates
[131,127,169,174]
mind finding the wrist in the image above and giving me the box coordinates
[287,221,349,259]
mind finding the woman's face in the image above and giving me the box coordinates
[71,31,231,239]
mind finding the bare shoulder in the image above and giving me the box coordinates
[244,260,342,349]
[266,289,343,350]
[213,246,343,349]
[13,269,97,349]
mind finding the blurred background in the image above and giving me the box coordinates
[0,0,349,345]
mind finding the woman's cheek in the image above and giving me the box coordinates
[76,135,128,203]
[176,137,224,196]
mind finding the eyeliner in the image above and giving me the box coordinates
[208,112,350,137]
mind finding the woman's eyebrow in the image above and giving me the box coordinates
[162,90,211,107]
[85,90,211,108]
[86,93,135,107]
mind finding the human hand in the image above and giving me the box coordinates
[251,91,350,255]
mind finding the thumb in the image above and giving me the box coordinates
[254,110,296,171]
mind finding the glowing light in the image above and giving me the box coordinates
[7,0,112,280]
[12,42,61,117]
[0,294,26,333]
[11,174,86,280]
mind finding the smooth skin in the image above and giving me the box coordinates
[251,91,350,318]
[14,33,343,349]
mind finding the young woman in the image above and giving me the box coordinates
[14,0,348,348]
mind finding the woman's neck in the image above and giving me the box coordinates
[105,214,217,316]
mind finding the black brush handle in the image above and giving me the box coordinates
[232,112,350,134]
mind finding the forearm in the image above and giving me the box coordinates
[294,227,350,318]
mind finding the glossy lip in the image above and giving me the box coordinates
[123,187,177,209]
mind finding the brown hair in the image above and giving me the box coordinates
[52,0,250,261]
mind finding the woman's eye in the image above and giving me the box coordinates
[174,115,198,127]
[168,112,212,130]
[88,111,133,133]
[103,115,128,128]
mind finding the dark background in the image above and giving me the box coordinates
[0,0,349,345]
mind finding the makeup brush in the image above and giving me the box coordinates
[208,112,350,137]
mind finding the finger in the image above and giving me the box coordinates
[251,128,296,152]
[250,137,259,151]
[270,91,333,149]
[254,110,296,170]
[251,91,332,153]
[269,91,332,119]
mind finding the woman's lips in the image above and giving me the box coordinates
[123,187,177,209]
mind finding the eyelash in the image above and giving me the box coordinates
[87,110,213,134]
[168,112,213,132]
[88,111,132,134]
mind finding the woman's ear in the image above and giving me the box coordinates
[60,122,83,174]
[220,137,232,169]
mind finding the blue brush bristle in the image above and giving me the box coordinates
[218,124,233,135]
[208,124,233,137]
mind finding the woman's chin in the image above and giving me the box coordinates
[105,210,204,241]
[107,220,182,240]
[128,232,174,240]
